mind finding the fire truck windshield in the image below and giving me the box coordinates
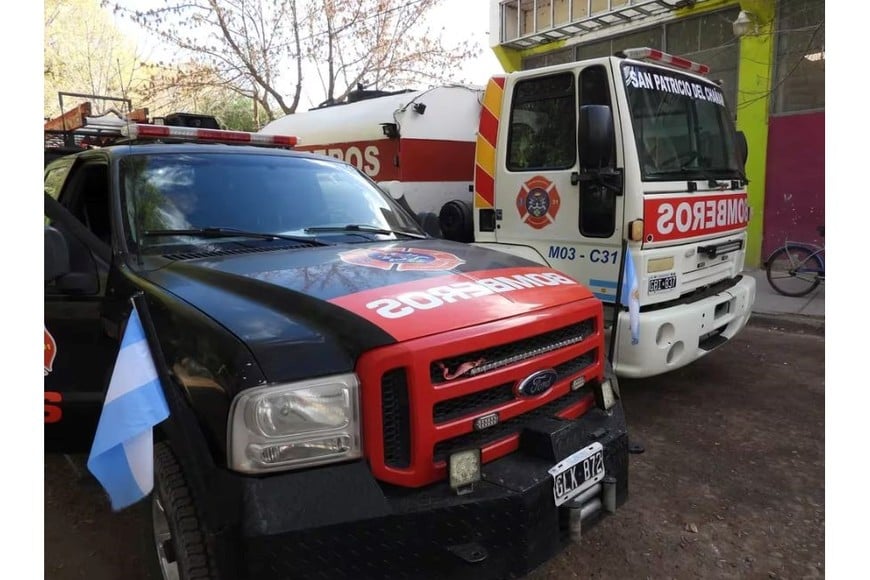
[621,62,742,183]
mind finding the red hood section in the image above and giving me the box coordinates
[328,266,594,342]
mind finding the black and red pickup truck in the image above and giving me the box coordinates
[44,124,629,580]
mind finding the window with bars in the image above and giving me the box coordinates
[521,7,740,112]
[771,0,825,114]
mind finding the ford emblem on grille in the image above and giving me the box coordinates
[516,369,558,397]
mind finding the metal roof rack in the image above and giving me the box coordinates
[44,92,297,152]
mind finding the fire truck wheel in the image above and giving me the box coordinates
[438,200,473,243]
[145,442,219,580]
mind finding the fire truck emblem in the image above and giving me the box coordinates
[339,247,465,271]
[44,326,57,376]
[516,176,560,230]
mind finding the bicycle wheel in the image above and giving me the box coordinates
[765,245,823,297]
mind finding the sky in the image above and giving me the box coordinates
[108,0,503,112]
[3,0,860,575]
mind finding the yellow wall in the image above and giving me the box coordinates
[734,18,775,267]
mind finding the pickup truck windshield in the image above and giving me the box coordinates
[622,63,742,182]
[121,152,423,251]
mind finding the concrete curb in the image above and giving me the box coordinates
[748,312,825,337]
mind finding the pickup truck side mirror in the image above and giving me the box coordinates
[578,105,615,172]
[45,226,71,282]
[735,130,749,169]
[44,224,100,294]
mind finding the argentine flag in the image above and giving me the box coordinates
[87,305,170,510]
[620,246,640,345]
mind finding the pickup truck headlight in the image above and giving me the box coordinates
[228,373,361,473]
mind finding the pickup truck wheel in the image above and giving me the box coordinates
[147,442,217,580]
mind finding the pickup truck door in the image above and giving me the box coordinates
[44,156,120,454]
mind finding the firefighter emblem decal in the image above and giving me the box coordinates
[516,176,560,230]
[44,326,57,376]
[339,247,465,271]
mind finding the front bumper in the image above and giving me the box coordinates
[613,274,756,378]
[235,405,628,580]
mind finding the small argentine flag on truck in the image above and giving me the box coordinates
[620,246,640,345]
[87,304,170,510]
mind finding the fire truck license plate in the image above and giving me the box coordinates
[648,273,677,294]
[549,442,605,507]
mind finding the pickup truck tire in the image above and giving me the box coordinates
[146,442,218,580]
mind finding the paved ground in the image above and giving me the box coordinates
[44,316,824,579]
[745,267,825,319]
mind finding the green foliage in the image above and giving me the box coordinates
[44,0,149,118]
[194,95,261,132]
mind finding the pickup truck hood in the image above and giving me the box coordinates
[144,240,594,382]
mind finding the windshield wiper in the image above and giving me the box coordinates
[304,224,428,239]
[142,227,330,246]
[648,165,740,178]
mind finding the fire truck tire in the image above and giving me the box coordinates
[438,200,473,243]
[145,442,220,580]
[417,211,443,238]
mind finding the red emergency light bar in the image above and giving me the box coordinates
[120,123,298,147]
[620,47,710,75]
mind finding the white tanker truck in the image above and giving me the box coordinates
[260,85,483,240]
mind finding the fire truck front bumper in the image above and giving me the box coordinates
[236,405,628,580]
[612,274,756,378]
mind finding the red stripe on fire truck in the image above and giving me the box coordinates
[297,138,475,183]
[474,76,505,209]
[643,192,749,243]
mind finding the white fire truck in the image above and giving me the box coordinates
[261,48,757,378]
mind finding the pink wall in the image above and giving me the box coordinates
[762,112,825,259]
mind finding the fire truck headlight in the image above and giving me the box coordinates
[228,373,362,473]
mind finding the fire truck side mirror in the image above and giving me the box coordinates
[578,105,615,172]
[735,130,749,169]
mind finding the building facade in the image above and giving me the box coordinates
[488,0,824,267]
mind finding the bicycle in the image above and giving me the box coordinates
[764,225,825,297]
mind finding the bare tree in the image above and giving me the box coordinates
[106,0,304,119]
[135,61,260,130]
[107,0,480,119]
[305,0,480,106]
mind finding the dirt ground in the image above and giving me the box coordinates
[530,319,825,579]
[44,319,824,579]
